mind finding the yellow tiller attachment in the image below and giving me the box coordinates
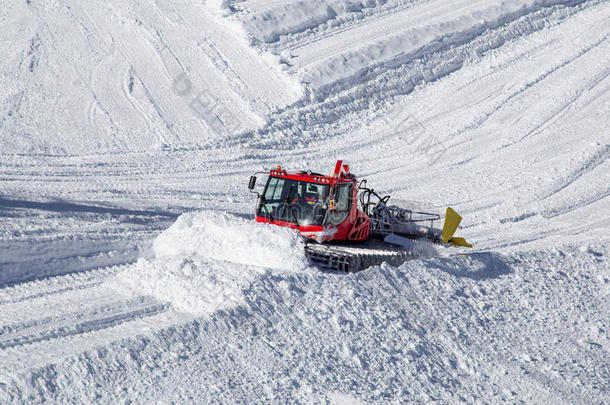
[441,207,473,248]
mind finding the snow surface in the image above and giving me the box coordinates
[1,0,609,403]
[109,211,307,315]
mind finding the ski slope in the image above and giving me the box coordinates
[1,0,609,403]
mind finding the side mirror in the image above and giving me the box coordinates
[248,176,257,190]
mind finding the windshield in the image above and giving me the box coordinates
[257,177,331,226]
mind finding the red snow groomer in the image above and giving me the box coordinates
[248,160,471,271]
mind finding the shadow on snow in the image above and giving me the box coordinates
[0,197,179,219]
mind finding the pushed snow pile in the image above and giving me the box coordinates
[109,211,307,314]
[112,256,256,315]
[150,210,307,270]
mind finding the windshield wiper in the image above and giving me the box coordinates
[276,201,300,226]
[289,205,300,226]
[280,184,295,219]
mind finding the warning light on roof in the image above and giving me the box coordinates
[277,165,282,170]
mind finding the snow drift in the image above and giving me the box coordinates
[109,211,308,314]
[149,210,307,269]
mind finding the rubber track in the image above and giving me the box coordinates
[305,240,414,272]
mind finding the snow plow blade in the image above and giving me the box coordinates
[441,207,472,248]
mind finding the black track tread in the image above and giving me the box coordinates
[305,241,413,272]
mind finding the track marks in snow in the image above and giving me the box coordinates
[24,34,41,73]
[239,0,430,46]
[288,0,590,91]
[290,0,486,72]
[226,0,599,149]
[0,297,167,350]
[1,0,301,154]
[540,144,610,201]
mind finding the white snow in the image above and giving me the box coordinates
[108,210,307,314]
[149,210,306,270]
[0,0,302,154]
[1,0,609,403]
